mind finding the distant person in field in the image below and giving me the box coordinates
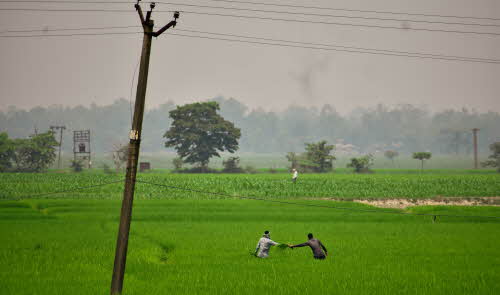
[255,230,279,258]
[292,168,298,183]
[288,233,328,260]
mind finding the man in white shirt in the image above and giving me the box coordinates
[255,230,279,258]
[292,168,298,183]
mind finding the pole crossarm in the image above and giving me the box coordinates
[152,20,177,37]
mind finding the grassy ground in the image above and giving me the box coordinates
[1,171,499,200]
[0,199,499,295]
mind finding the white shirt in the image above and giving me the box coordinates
[255,237,278,258]
[292,171,298,179]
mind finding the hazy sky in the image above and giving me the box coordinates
[0,0,499,114]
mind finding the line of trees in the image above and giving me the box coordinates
[0,131,58,172]
[1,97,499,155]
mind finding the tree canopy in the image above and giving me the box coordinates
[286,140,335,173]
[304,140,336,172]
[0,133,14,172]
[482,142,500,172]
[164,102,241,168]
[0,131,58,172]
[1,98,500,155]
[412,152,432,170]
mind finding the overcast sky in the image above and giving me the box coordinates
[0,0,499,114]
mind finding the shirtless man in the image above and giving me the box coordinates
[289,233,328,260]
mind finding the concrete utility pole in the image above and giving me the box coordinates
[472,128,480,169]
[50,125,66,169]
[110,2,179,294]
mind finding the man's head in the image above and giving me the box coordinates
[264,230,270,238]
[292,168,296,172]
[308,233,313,239]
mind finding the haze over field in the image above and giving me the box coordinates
[0,0,499,114]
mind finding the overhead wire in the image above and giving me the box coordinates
[9,0,496,28]
[1,24,498,63]
[171,10,500,37]
[175,28,500,63]
[2,0,500,22]
[0,26,498,64]
[135,180,500,220]
[1,179,123,201]
[0,31,141,37]
[198,0,500,22]
[166,32,500,64]
[150,1,500,28]
[2,8,499,36]
[1,25,140,33]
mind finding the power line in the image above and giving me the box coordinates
[16,0,493,28]
[3,8,499,36]
[0,0,130,2]
[176,10,500,37]
[167,32,500,64]
[135,180,500,220]
[176,28,500,63]
[1,179,123,201]
[1,25,139,33]
[202,0,500,22]
[0,31,140,37]
[152,1,500,28]
[1,28,497,64]
[3,24,497,62]
[3,0,500,22]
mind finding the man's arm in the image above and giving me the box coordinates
[289,242,309,248]
[255,241,261,255]
[269,240,279,246]
[319,240,328,255]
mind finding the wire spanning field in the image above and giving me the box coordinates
[1,171,499,200]
[0,199,499,295]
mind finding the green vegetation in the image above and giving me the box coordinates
[413,152,433,170]
[70,159,84,173]
[222,157,244,173]
[384,150,399,166]
[347,154,374,173]
[3,99,500,157]
[0,131,58,172]
[1,172,499,200]
[286,141,336,172]
[482,142,500,172]
[165,102,241,169]
[0,198,499,295]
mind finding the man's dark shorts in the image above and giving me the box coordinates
[314,255,326,260]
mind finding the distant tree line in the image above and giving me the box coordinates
[0,131,57,172]
[1,97,499,155]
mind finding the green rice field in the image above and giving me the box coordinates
[1,171,499,200]
[0,171,499,294]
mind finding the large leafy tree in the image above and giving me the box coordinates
[347,154,374,173]
[164,102,241,168]
[285,141,336,173]
[304,140,336,172]
[482,142,500,172]
[413,152,432,170]
[384,150,399,166]
[11,131,58,172]
[0,132,14,172]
